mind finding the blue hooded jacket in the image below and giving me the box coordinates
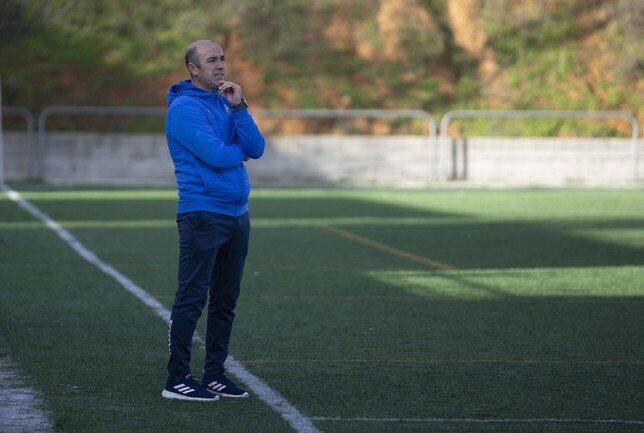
[165,80,265,216]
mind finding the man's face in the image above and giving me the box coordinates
[189,43,226,91]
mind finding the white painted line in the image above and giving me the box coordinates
[0,356,53,433]
[311,416,644,425]
[2,184,320,433]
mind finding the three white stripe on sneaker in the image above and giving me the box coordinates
[173,383,195,394]
[208,381,226,391]
[171,381,226,394]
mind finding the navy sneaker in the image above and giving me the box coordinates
[162,374,220,401]
[202,373,249,398]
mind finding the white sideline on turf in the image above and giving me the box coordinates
[311,416,644,425]
[2,184,321,433]
[0,356,53,433]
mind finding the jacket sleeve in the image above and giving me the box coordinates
[166,100,245,169]
[231,108,265,159]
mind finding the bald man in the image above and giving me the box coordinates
[162,40,265,401]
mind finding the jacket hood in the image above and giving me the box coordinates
[166,80,218,106]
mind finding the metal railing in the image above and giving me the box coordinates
[255,108,438,179]
[3,106,36,180]
[37,106,168,180]
[11,105,639,183]
[37,106,439,180]
[439,110,640,181]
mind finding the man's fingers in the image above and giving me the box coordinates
[218,81,240,92]
[218,81,243,105]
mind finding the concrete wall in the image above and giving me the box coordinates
[2,132,641,185]
[2,132,32,182]
[450,137,640,181]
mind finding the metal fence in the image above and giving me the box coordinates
[37,106,168,181]
[254,109,438,179]
[1,105,641,183]
[440,110,640,181]
[35,106,438,182]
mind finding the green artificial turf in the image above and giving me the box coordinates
[0,186,642,432]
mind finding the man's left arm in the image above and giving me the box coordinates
[218,80,265,159]
[231,106,265,160]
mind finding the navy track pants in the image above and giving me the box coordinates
[167,210,250,380]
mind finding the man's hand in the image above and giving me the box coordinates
[218,81,242,105]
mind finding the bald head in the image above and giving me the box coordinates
[185,40,221,71]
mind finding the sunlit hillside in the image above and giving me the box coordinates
[1,0,641,135]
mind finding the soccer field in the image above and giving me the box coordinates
[0,186,642,432]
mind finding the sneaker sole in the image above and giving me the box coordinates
[161,390,220,402]
[211,391,249,398]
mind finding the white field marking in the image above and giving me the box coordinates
[311,416,644,425]
[0,356,53,433]
[2,184,321,433]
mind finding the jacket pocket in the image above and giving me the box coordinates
[240,165,251,202]
[195,161,240,203]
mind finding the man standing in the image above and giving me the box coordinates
[162,40,265,401]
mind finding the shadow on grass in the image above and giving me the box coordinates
[21,195,464,220]
[347,219,644,270]
[11,192,644,271]
[247,195,644,270]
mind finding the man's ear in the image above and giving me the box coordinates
[187,63,199,76]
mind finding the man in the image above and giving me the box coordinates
[161,40,265,401]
